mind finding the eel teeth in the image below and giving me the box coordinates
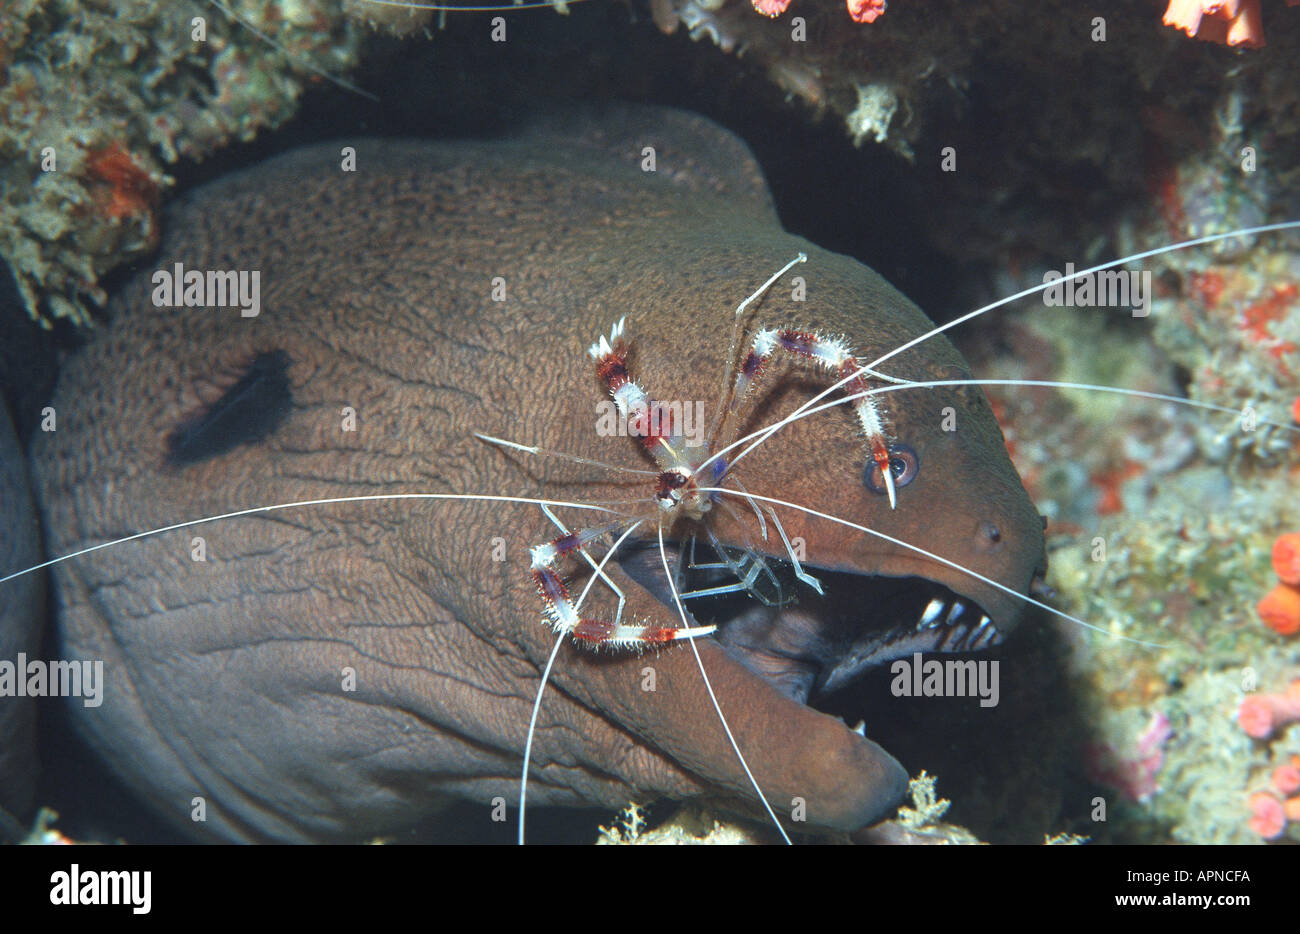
[969,615,997,649]
[916,597,997,647]
[852,721,866,736]
[919,597,945,629]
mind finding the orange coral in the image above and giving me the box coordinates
[1162,0,1267,48]
[1272,533,1300,586]
[1091,459,1143,516]
[1239,283,1299,362]
[84,143,159,224]
[1257,533,1300,635]
[1188,269,1226,307]
[1258,583,1300,635]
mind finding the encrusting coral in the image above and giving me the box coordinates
[1,0,364,326]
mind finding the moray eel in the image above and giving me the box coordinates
[27,107,1045,842]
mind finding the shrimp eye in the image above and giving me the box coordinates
[863,443,919,494]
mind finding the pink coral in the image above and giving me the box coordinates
[1244,755,1300,839]
[1237,679,1300,739]
[751,0,791,17]
[1163,0,1209,36]
[1085,711,1172,802]
[1248,791,1286,839]
[1272,764,1300,795]
[846,0,886,24]
[1162,0,1266,48]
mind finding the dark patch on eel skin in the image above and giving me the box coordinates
[165,350,293,467]
[28,106,1045,842]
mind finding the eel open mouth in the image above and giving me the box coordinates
[617,538,1007,717]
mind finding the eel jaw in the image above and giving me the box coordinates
[618,540,1012,722]
[717,581,1003,706]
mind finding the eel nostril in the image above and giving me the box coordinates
[979,521,1002,546]
[1030,575,1056,600]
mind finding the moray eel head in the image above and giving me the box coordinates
[583,244,1048,834]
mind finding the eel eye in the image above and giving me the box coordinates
[864,443,920,495]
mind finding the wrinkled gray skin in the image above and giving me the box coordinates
[1,403,42,828]
[27,108,1044,842]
